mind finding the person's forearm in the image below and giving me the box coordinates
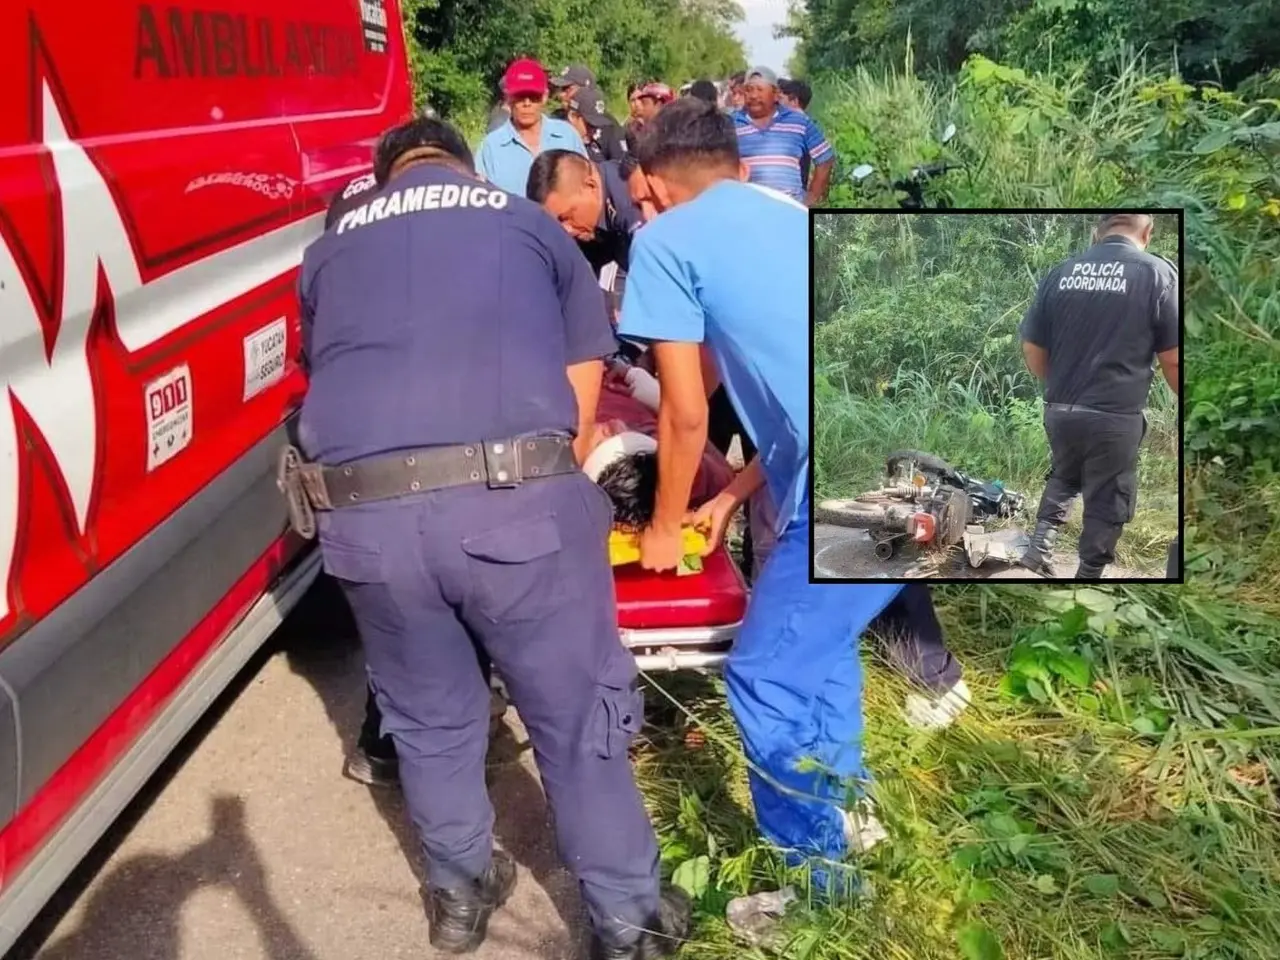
[1022,342,1049,381]
[723,457,766,505]
[806,163,833,206]
[566,359,604,464]
[1161,358,1180,396]
[652,401,707,533]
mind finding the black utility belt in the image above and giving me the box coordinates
[276,435,578,539]
[1045,403,1141,416]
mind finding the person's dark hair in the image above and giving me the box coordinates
[729,71,745,86]
[526,149,592,204]
[779,77,812,109]
[627,82,642,98]
[688,79,719,104]
[374,116,474,186]
[596,453,658,527]
[634,97,738,176]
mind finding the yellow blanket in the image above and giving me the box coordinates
[608,526,709,575]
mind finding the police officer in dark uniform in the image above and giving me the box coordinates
[1018,212,1180,578]
[564,85,630,164]
[286,115,689,958]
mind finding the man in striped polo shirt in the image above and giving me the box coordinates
[733,65,834,205]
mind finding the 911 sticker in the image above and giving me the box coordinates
[358,0,389,53]
[146,365,193,472]
[243,317,288,401]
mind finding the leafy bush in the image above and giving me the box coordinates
[811,54,1280,589]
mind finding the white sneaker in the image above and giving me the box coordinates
[904,679,972,731]
[840,803,889,854]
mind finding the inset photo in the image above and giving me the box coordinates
[812,210,1182,582]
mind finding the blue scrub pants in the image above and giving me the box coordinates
[317,472,660,944]
[724,496,902,863]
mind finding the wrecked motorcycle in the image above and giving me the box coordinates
[816,451,1026,565]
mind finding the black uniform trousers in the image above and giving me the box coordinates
[1035,406,1145,569]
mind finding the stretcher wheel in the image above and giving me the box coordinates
[874,539,896,561]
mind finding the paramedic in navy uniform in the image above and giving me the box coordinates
[321,123,505,791]
[296,115,690,958]
[1018,212,1179,579]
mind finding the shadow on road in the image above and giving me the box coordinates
[276,575,588,959]
[21,796,317,960]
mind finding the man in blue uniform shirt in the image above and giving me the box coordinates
[293,115,689,958]
[616,98,900,885]
[475,57,588,196]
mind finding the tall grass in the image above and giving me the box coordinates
[814,371,1179,571]
[631,54,1280,960]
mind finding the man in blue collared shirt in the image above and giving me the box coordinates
[476,57,587,196]
[617,98,899,887]
[733,65,834,206]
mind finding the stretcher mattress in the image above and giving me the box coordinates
[613,545,748,631]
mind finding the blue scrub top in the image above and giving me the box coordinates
[299,162,616,465]
[617,180,811,533]
[476,117,588,196]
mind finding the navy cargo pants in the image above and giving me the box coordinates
[317,471,660,942]
[1036,406,1146,570]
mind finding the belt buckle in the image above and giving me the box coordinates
[482,438,522,489]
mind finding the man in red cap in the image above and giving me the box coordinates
[476,57,588,196]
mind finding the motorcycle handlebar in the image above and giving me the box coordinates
[891,162,961,189]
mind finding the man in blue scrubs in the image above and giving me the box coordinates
[617,98,900,883]
[476,57,588,196]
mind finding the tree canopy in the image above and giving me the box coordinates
[402,0,747,129]
[783,0,1279,89]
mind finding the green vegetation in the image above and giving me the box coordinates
[393,1,1280,954]
[636,35,1280,960]
[399,0,746,135]
[813,212,1180,572]
[781,0,1278,90]
[638,585,1280,960]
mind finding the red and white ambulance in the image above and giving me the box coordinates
[0,1,744,950]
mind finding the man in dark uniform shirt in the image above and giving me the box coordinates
[528,148,644,366]
[295,114,688,958]
[324,172,378,229]
[564,84,630,163]
[1018,212,1180,578]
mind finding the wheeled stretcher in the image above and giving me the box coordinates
[613,545,748,672]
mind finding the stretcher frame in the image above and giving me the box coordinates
[613,545,746,672]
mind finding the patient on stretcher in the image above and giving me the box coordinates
[583,363,734,526]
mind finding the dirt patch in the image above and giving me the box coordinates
[812,524,1156,580]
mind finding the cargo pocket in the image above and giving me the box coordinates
[320,534,385,584]
[1115,471,1139,523]
[591,679,645,759]
[461,513,572,623]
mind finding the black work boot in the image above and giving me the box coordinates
[1018,520,1060,577]
[342,734,400,788]
[1074,560,1106,579]
[590,886,693,960]
[426,849,518,954]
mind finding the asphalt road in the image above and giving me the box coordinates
[13,577,590,960]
